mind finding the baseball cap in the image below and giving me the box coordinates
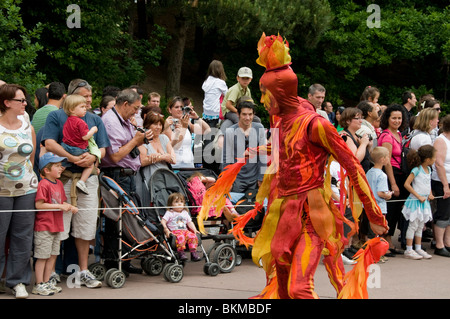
[237,67,253,78]
[39,152,67,170]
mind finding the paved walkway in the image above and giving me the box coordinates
[1,236,448,301]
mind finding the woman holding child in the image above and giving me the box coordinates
[0,84,39,298]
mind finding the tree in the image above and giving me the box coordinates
[304,1,450,108]
[20,0,168,93]
[0,0,46,95]
[146,0,333,99]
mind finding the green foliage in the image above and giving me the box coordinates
[0,0,46,95]
[21,0,168,94]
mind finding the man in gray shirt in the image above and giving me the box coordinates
[222,100,267,193]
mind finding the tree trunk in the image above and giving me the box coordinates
[166,17,188,99]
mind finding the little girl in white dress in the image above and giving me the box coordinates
[402,145,436,260]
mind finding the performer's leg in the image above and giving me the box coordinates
[322,253,345,296]
[271,197,323,299]
[286,230,324,299]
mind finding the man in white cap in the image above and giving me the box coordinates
[220,67,262,133]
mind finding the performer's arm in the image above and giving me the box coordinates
[309,117,388,231]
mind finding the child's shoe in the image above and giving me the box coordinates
[404,249,423,260]
[191,251,201,262]
[32,282,54,296]
[76,180,89,194]
[178,251,188,261]
[415,248,432,259]
[47,280,62,293]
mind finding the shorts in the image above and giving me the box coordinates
[61,174,99,241]
[34,231,61,259]
[61,142,89,156]
[431,180,450,224]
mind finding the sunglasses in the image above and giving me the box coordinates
[69,81,88,95]
[10,98,27,104]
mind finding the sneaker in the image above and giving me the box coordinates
[404,249,423,260]
[31,282,54,296]
[12,283,29,299]
[191,251,202,262]
[50,272,61,283]
[341,254,356,265]
[80,270,102,288]
[378,255,388,263]
[76,180,89,194]
[415,249,432,259]
[47,280,62,293]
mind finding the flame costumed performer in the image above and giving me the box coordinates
[198,33,389,299]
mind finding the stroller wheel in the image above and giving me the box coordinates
[88,262,107,281]
[163,264,184,283]
[104,268,117,284]
[235,254,243,266]
[203,262,220,276]
[142,257,164,276]
[212,243,236,273]
[107,270,126,289]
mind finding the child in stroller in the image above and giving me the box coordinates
[186,171,239,222]
[161,193,201,262]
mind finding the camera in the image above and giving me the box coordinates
[136,127,150,144]
[130,145,140,158]
[182,106,192,116]
[170,118,179,130]
[355,133,373,141]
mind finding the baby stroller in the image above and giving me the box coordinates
[175,167,242,273]
[89,172,182,288]
[147,168,221,276]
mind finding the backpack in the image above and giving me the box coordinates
[401,130,428,174]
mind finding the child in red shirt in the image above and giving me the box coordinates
[61,94,98,194]
[33,152,78,296]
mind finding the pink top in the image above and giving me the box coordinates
[378,129,402,169]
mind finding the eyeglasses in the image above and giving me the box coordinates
[9,98,27,104]
[352,117,362,121]
[69,81,88,95]
[434,107,441,112]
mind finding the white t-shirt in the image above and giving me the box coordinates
[202,76,228,117]
[162,209,192,231]
[410,131,432,151]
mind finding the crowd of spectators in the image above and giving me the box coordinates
[0,64,448,298]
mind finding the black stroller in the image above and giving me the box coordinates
[147,168,221,276]
[88,172,183,288]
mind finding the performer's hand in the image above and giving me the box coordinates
[370,222,389,236]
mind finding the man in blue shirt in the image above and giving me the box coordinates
[41,79,110,289]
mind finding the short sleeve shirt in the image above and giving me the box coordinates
[42,108,110,173]
[63,116,90,149]
[34,178,67,232]
[221,82,251,116]
[162,209,192,231]
[378,129,402,169]
[366,167,389,214]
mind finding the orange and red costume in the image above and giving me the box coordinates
[198,33,388,299]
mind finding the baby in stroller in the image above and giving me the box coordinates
[161,193,202,262]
